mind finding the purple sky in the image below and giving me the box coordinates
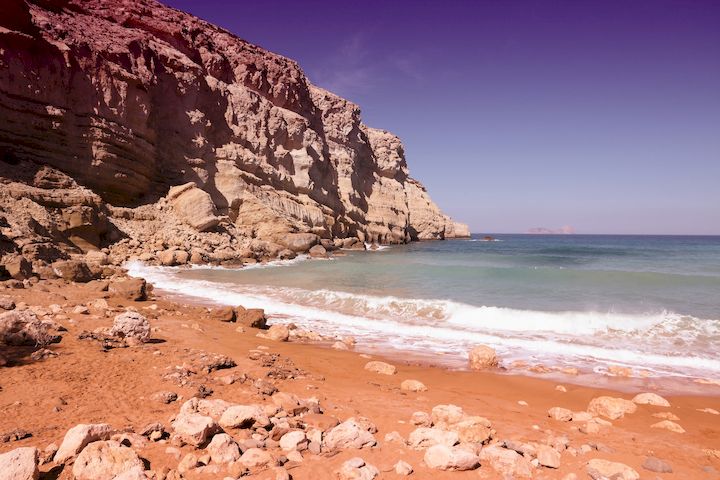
[165,0,720,234]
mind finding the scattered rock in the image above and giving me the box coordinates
[407,427,459,449]
[171,414,219,446]
[210,306,235,322]
[468,345,498,369]
[537,445,561,468]
[336,457,379,480]
[308,244,328,258]
[479,444,533,478]
[279,430,307,451]
[586,459,640,480]
[394,460,413,475]
[548,407,573,422]
[632,392,670,407]
[52,260,93,283]
[400,379,427,392]
[410,411,432,427]
[0,295,15,311]
[323,420,376,451]
[219,404,270,429]
[108,278,147,301]
[55,423,115,464]
[0,447,39,480]
[265,324,290,341]
[587,396,637,420]
[207,433,241,464]
[642,456,673,473]
[0,310,61,346]
[423,444,479,471]
[236,307,267,328]
[110,311,150,343]
[364,360,396,375]
[151,391,178,404]
[238,448,275,469]
[72,440,144,480]
[0,429,32,443]
[650,420,685,433]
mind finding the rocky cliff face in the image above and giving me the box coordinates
[0,0,468,272]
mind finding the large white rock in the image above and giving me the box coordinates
[364,361,396,375]
[400,379,427,392]
[72,441,144,480]
[55,423,115,464]
[468,345,498,369]
[110,311,150,343]
[279,430,307,451]
[206,433,240,464]
[219,404,270,429]
[168,183,220,232]
[407,427,459,449]
[632,392,671,407]
[586,459,640,480]
[0,447,39,480]
[171,413,218,446]
[479,445,533,478]
[423,444,479,471]
[587,396,637,420]
[322,420,377,451]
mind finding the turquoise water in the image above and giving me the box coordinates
[129,234,720,380]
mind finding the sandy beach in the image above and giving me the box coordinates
[1,276,719,479]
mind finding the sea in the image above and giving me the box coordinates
[127,234,720,383]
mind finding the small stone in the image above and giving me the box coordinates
[336,457,379,480]
[548,407,573,422]
[642,456,672,473]
[151,391,177,404]
[394,460,413,475]
[650,420,685,433]
[364,361,396,375]
[110,311,150,343]
[423,444,479,471]
[410,411,432,427]
[632,392,670,407]
[239,448,274,468]
[537,445,561,468]
[586,459,639,480]
[556,385,567,392]
[587,396,637,420]
[400,379,427,392]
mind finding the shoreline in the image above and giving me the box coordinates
[139,258,720,398]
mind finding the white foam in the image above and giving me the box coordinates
[126,261,720,379]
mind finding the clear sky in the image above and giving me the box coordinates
[165,0,720,234]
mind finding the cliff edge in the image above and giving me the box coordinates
[0,0,469,272]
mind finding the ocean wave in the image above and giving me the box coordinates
[126,261,720,378]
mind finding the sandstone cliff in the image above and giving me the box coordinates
[0,0,468,272]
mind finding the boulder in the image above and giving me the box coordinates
[632,392,670,407]
[236,307,267,328]
[2,255,32,280]
[279,430,308,451]
[586,459,640,480]
[650,420,685,433]
[423,444,479,471]
[171,414,219,447]
[168,183,220,232]
[407,427,459,449]
[0,310,60,346]
[219,405,270,429]
[206,433,240,464]
[238,448,274,469]
[323,420,376,451]
[364,361,396,375]
[279,233,319,253]
[157,249,189,266]
[479,445,533,478]
[336,457,379,480]
[210,306,236,322]
[86,251,109,265]
[0,447,39,480]
[453,416,493,444]
[468,345,498,369]
[548,407,573,422]
[52,260,93,282]
[72,441,144,480]
[587,396,637,420]
[109,311,150,343]
[265,324,289,341]
[108,278,147,301]
[394,460,413,476]
[642,456,673,473]
[308,244,327,258]
[536,445,561,468]
[400,379,427,392]
[55,424,115,464]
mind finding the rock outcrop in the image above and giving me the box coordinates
[0,0,468,270]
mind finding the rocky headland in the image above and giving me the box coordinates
[1,0,468,282]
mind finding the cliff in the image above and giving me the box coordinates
[0,0,468,271]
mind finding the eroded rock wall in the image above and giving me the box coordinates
[0,0,468,249]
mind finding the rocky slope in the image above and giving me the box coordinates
[0,0,468,274]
